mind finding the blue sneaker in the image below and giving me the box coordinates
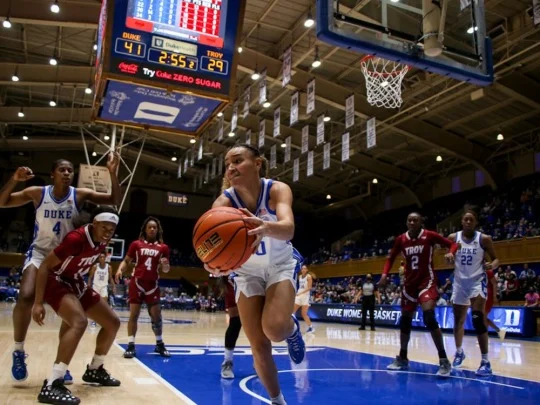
[306,326,315,334]
[11,350,28,381]
[64,369,74,385]
[452,350,466,368]
[475,360,493,376]
[286,316,305,364]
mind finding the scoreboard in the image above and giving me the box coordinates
[93,0,245,136]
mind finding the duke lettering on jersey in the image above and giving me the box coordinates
[43,209,73,219]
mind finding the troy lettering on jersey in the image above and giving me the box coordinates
[44,209,73,219]
[460,247,478,255]
[79,253,101,268]
[140,248,160,257]
[405,245,425,255]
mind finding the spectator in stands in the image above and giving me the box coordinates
[502,273,520,301]
[504,266,517,280]
[524,287,539,308]
[518,264,529,281]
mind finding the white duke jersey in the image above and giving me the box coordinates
[454,231,485,285]
[298,274,309,292]
[93,263,110,289]
[29,186,80,256]
[224,178,293,270]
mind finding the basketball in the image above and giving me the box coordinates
[192,207,257,271]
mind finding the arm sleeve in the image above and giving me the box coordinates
[53,232,84,261]
[429,231,459,254]
[126,241,138,259]
[383,237,402,276]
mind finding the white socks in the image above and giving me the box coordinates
[481,353,489,362]
[456,347,463,354]
[48,362,68,386]
[14,341,24,352]
[89,354,106,370]
[224,348,234,362]
[271,392,287,405]
[128,336,135,344]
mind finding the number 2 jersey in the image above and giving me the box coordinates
[127,240,170,281]
[384,229,456,287]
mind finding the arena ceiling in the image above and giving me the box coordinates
[0,0,539,212]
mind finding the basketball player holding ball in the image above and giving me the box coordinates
[115,217,171,358]
[206,144,305,405]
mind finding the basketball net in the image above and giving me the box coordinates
[360,56,409,109]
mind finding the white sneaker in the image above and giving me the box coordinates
[498,327,507,340]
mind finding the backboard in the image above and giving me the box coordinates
[317,0,493,86]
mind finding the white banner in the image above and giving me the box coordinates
[183,154,189,173]
[246,129,252,145]
[317,114,325,145]
[218,153,223,175]
[259,69,267,105]
[307,78,315,114]
[534,0,540,27]
[367,117,376,149]
[231,102,238,132]
[290,91,299,125]
[78,164,111,193]
[345,94,355,129]
[270,144,277,169]
[177,161,182,179]
[293,158,299,182]
[197,139,203,161]
[282,46,292,87]
[301,125,309,154]
[242,87,250,119]
[284,136,291,163]
[205,164,209,183]
[211,158,216,179]
[342,132,350,162]
[460,0,471,11]
[323,142,331,170]
[307,150,314,177]
[190,147,195,166]
[273,107,280,137]
[259,120,265,148]
[218,117,224,141]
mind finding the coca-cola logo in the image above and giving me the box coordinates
[118,62,138,74]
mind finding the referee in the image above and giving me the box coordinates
[359,274,378,331]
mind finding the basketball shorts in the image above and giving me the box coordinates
[401,280,439,312]
[93,285,108,298]
[44,274,101,313]
[128,277,160,305]
[295,293,310,307]
[23,246,47,272]
[233,257,298,302]
[224,280,236,310]
[451,278,487,306]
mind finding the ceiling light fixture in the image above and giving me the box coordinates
[251,70,260,81]
[22,135,29,141]
[281,143,287,148]
[326,194,331,200]
[49,100,56,107]
[372,178,378,184]
[436,155,443,162]
[467,26,478,34]
[171,156,178,162]
[189,138,196,144]
[104,135,110,141]
[3,17,12,29]
[217,111,223,117]
[18,108,24,118]
[85,85,92,95]
[497,133,504,141]
[228,131,235,137]
[323,115,331,122]
[311,46,321,68]
[238,46,243,53]
[304,8,315,28]
[49,57,57,66]
[92,151,97,157]
[51,0,60,13]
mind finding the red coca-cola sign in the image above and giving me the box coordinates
[118,62,138,74]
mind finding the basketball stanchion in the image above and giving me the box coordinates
[360,56,409,109]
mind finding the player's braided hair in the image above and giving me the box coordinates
[220,144,269,192]
[139,216,164,243]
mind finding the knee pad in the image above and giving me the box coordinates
[472,310,487,335]
[225,316,242,349]
[400,315,413,335]
[423,309,439,331]
[151,317,163,333]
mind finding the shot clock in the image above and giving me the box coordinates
[93,0,245,136]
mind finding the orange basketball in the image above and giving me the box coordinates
[192,207,257,272]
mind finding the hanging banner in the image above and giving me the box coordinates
[259,69,267,105]
[183,154,189,173]
[284,136,291,163]
[245,129,252,145]
[242,87,250,119]
[205,164,209,183]
[273,107,281,137]
[317,114,325,145]
[307,150,314,177]
[211,158,217,179]
[460,0,471,10]
[367,117,377,149]
[306,78,315,115]
[282,46,292,87]
[534,0,540,27]
[258,120,265,148]
[270,144,277,169]
[342,132,350,162]
[218,117,224,141]
[290,91,299,126]
[301,125,309,154]
[190,147,195,166]
[231,101,238,132]
[197,139,203,161]
[218,153,223,175]
[345,94,355,129]
[323,142,331,170]
[177,161,182,179]
[293,158,299,182]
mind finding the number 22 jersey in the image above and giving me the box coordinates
[127,240,170,281]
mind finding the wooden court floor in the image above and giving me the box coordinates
[1,302,538,404]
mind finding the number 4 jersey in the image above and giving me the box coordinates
[127,239,170,281]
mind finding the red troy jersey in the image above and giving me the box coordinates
[53,225,108,280]
[384,229,456,287]
[127,240,170,281]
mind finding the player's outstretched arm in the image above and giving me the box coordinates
[0,167,41,208]
[77,151,122,206]
[380,238,402,283]
[32,252,61,326]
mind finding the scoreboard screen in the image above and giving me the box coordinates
[93,0,245,135]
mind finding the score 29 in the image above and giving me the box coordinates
[201,56,229,75]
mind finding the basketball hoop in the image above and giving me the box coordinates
[360,56,409,109]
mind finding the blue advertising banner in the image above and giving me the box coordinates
[98,80,220,133]
[300,304,534,337]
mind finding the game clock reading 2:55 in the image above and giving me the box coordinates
[102,0,245,101]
